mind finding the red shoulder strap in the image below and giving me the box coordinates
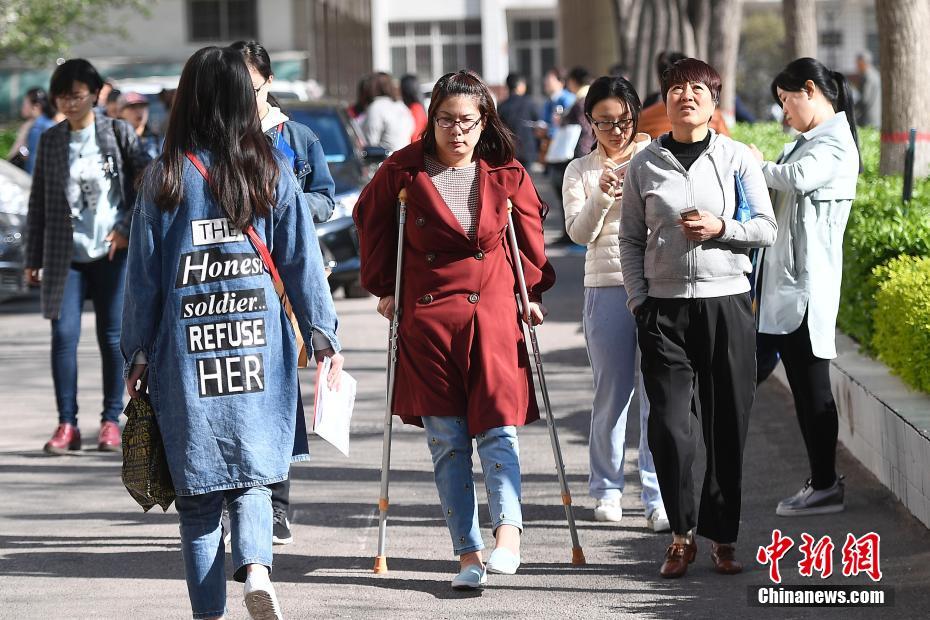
[186,151,209,180]
[243,226,281,283]
[184,151,281,284]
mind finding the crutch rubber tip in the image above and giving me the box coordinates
[571,547,587,565]
[373,556,389,574]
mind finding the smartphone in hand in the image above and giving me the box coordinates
[612,161,631,175]
[680,207,701,221]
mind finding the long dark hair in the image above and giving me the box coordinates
[399,74,422,107]
[584,75,642,150]
[154,46,279,229]
[423,70,516,167]
[772,57,860,154]
[25,87,56,119]
[229,39,281,109]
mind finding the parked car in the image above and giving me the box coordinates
[285,100,386,297]
[0,160,31,301]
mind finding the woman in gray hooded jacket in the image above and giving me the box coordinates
[619,58,776,579]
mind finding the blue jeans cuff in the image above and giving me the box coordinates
[491,518,523,534]
[193,608,226,619]
[453,542,485,555]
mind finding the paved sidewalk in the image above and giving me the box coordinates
[1,243,929,619]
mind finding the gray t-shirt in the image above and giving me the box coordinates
[66,124,119,262]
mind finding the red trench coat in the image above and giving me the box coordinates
[353,142,555,435]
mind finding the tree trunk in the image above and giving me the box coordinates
[782,0,818,60]
[708,0,742,118]
[572,0,740,107]
[688,0,711,60]
[877,0,930,176]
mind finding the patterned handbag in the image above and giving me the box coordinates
[121,395,176,512]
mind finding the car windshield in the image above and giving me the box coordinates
[287,108,350,164]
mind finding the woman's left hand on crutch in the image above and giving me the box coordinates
[315,348,344,391]
[524,302,548,326]
[377,295,395,321]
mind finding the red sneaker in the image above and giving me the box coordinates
[44,423,81,455]
[98,421,121,452]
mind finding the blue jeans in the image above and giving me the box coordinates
[422,416,523,555]
[51,253,126,425]
[583,286,664,513]
[175,486,273,619]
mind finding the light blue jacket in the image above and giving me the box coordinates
[120,151,340,496]
[756,114,859,359]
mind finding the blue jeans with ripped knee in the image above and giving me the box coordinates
[422,416,523,555]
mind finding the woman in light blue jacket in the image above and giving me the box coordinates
[749,57,860,519]
[121,46,342,620]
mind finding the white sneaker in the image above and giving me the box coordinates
[244,571,283,620]
[647,507,671,533]
[593,498,623,522]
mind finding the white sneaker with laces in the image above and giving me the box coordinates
[244,570,283,620]
[593,497,623,522]
[647,507,671,533]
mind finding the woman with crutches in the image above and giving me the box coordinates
[353,70,555,590]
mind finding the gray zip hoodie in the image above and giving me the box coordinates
[618,130,777,313]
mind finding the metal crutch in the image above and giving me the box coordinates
[373,188,408,574]
[506,205,586,566]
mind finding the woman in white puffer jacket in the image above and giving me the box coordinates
[561,75,668,532]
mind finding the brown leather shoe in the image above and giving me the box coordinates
[711,543,743,574]
[44,423,81,455]
[660,539,697,578]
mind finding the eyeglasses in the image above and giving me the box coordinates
[252,78,268,94]
[56,92,93,104]
[589,117,634,132]
[435,117,482,132]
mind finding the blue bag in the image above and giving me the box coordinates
[734,172,759,299]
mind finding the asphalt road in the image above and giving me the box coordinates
[1,183,928,619]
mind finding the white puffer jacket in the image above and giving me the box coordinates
[562,133,651,287]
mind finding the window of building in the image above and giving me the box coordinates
[188,0,258,42]
[387,19,482,83]
[509,17,557,97]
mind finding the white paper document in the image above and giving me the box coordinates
[311,358,356,457]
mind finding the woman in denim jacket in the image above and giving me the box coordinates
[233,38,338,546]
[231,40,336,224]
[121,47,342,620]
[749,58,860,518]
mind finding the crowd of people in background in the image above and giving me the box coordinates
[6,40,871,618]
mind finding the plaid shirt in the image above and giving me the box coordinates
[26,112,152,319]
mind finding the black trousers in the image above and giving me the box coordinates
[637,294,756,543]
[757,314,838,490]
[269,479,289,511]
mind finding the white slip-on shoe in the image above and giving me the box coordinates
[244,571,283,620]
[486,547,521,575]
[594,497,623,522]
[451,564,487,590]
[647,507,671,533]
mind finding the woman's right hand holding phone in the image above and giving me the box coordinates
[599,161,623,198]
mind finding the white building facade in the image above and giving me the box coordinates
[370,0,559,95]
